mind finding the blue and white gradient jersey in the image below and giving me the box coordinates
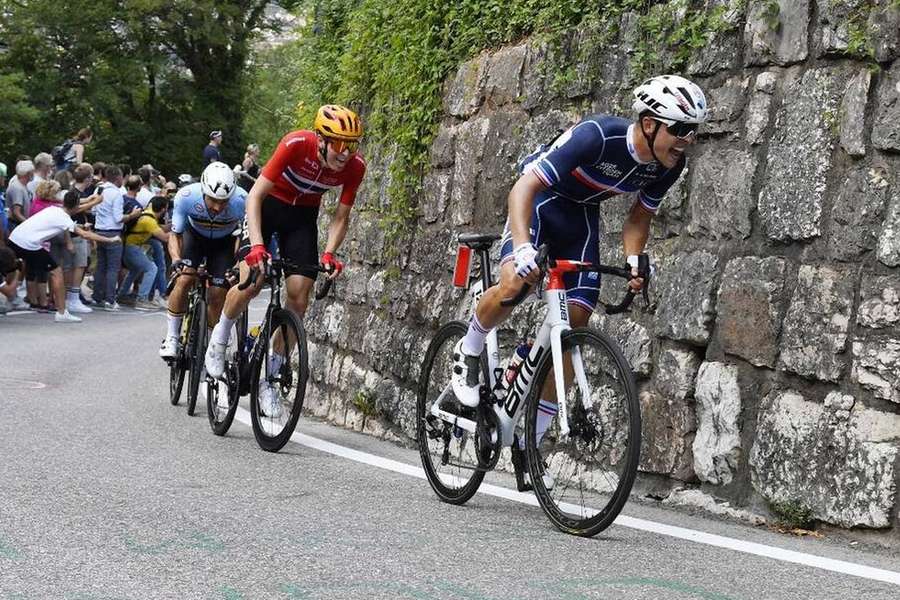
[520,114,684,213]
[171,183,248,239]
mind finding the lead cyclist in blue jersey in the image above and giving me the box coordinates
[159,162,248,359]
[450,74,709,443]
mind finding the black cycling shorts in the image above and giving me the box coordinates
[9,242,56,282]
[237,196,319,279]
[180,225,238,288]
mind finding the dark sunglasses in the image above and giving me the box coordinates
[326,137,359,154]
[656,119,699,139]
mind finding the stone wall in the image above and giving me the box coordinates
[303,0,900,533]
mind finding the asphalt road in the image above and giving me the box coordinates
[2,303,900,600]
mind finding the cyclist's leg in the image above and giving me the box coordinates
[205,235,238,328]
[268,209,318,358]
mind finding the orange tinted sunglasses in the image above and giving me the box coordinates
[326,138,359,154]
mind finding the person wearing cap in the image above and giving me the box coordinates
[204,130,223,167]
[7,160,35,229]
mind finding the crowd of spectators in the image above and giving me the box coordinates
[0,127,202,323]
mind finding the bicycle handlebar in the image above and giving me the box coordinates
[500,248,652,314]
[238,259,334,300]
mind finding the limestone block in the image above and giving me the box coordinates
[654,251,719,346]
[693,362,742,485]
[484,44,526,106]
[639,390,696,481]
[687,147,757,240]
[451,117,491,226]
[715,256,788,368]
[421,169,452,224]
[338,263,369,305]
[592,314,654,377]
[817,0,868,55]
[858,275,900,329]
[745,91,773,146]
[840,69,870,157]
[869,0,900,61]
[705,76,750,134]
[688,0,745,76]
[873,61,900,152]
[744,0,809,66]
[852,338,900,404]
[429,124,455,168]
[653,347,702,402]
[758,67,848,241]
[750,390,900,528]
[477,110,528,219]
[877,188,900,267]
[826,165,890,261]
[779,265,855,382]
[521,42,547,111]
[444,56,487,118]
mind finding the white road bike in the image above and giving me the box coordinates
[417,233,646,536]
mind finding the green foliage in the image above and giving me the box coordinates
[0,0,297,175]
[769,499,816,531]
[0,72,41,161]
[352,387,378,418]
[275,0,745,259]
[762,0,782,32]
[844,5,876,61]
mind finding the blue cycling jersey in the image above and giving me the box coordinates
[171,183,247,239]
[520,114,684,213]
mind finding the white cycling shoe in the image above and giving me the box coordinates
[159,336,180,360]
[450,340,481,408]
[204,341,227,380]
[259,381,283,419]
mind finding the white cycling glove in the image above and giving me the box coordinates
[513,243,539,278]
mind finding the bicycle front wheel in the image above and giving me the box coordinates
[249,308,308,452]
[169,312,192,405]
[207,310,247,436]
[186,299,208,416]
[416,320,485,505]
[524,327,640,537]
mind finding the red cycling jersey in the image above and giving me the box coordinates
[261,130,366,207]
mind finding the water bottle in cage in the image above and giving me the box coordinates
[505,339,533,386]
[244,325,260,355]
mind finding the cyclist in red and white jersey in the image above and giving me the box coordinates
[205,105,366,378]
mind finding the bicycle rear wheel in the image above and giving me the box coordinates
[207,310,247,436]
[416,320,485,505]
[186,299,208,416]
[524,327,640,537]
[169,311,193,405]
[249,308,308,452]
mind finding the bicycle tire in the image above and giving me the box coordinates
[207,310,248,436]
[249,308,308,452]
[524,327,640,537]
[169,310,193,406]
[186,298,208,416]
[416,320,485,505]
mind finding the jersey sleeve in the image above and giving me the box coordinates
[529,121,607,188]
[338,157,366,206]
[638,156,686,213]
[261,132,310,183]
[171,189,190,233]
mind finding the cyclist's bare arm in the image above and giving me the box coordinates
[507,170,546,253]
[168,232,183,262]
[246,174,276,247]
[323,202,351,255]
[622,200,653,291]
[152,228,169,243]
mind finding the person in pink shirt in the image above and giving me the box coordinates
[28,180,63,216]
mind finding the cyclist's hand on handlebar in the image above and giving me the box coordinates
[626,254,650,292]
[513,243,541,283]
[320,252,343,280]
[172,259,190,273]
[245,244,270,268]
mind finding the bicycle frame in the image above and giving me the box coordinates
[429,260,595,447]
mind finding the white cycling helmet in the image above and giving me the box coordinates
[177,173,193,186]
[632,75,709,124]
[200,161,236,200]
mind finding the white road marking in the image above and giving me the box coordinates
[229,406,900,587]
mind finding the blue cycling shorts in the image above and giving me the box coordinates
[499,191,601,313]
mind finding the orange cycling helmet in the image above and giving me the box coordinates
[314,105,363,141]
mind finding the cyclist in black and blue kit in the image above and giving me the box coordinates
[159,162,247,359]
[450,75,709,461]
